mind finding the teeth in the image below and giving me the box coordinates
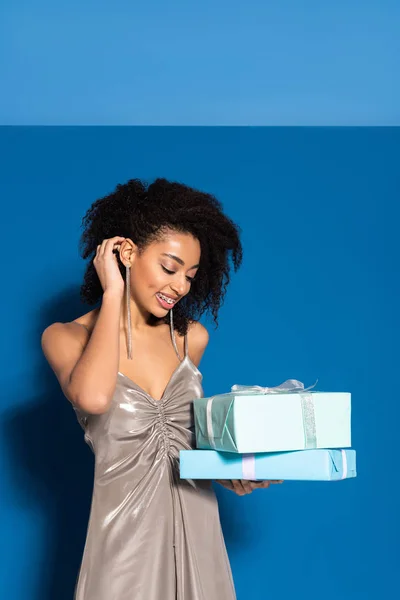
[158,293,174,304]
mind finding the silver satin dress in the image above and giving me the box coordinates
[72,322,236,600]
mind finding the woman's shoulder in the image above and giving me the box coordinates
[186,321,209,366]
[42,309,99,350]
[187,320,209,345]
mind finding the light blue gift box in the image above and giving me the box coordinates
[180,449,356,481]
[193,380,351,453]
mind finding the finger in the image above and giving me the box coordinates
[108,239,125,253]
[249,480,261,490]
[99,239,109,256]
[255,481,270,488]
[240,480,254,494]
[230,480,241,495]
[251,481,270,489]
[252,480,283,488]
[216,480,234,491]
[110,237,126,248]
[103,238,117,255]
[237,480,251,494]
[231,480,246,496]
[110,237,127,258]
[101,237,124,256]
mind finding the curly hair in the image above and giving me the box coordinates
[79,178,243,335]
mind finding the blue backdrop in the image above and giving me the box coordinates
[1,0,399,125]
[0,126,398,599]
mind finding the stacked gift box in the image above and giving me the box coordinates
[180,379,356,481]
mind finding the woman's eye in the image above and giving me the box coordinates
[161,265,175,275]
[161,265,196,283]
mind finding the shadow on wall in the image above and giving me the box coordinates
[3,289,96,600]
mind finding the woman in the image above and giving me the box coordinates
[41,178,280,600]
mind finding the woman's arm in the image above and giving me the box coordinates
[41,290,123,415]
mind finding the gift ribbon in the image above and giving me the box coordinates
[230,379,317,395]
[242,454,256,480]
[206,395,217,449]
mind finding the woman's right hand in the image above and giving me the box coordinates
[93,237,127,296]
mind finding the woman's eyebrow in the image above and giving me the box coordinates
[161,253,200,269]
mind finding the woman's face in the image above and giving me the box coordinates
[128,230,201,318]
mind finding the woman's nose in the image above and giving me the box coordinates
[171,276,187,296]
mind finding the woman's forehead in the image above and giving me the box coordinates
[155,231,199,250]
[148,231,201,262]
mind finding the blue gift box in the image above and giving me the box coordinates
[180,449,356,481]
[193,381,351,453]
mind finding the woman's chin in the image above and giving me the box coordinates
[149,301,169,319]
[151,310,168,320]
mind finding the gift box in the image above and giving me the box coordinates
[180,449,356,481]
[193,380,351,453]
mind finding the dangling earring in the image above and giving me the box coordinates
[170,307,182,361]
[125,263,132,360]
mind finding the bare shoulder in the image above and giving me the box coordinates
[41,307,96,348]
[41,320,87,350]
[40,317,92,398]
[186,321,210,367]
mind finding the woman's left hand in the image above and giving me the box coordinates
[215,479,283,495]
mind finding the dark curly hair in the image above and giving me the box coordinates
[79,178,243,335]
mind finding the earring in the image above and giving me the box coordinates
[125,263,132,360]
[170,307,182,361]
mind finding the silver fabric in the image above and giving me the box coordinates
[73,322,236,600]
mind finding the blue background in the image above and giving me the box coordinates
[1,0,399,125]
[0,126,398,599]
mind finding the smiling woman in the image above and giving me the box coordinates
[79,177,242,337]
[40,177,244,600]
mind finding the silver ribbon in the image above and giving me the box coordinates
[231,379,317,394]
[206,395,217,449]
[230,379,319,449]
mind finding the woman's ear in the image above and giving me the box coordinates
[119,238,138,266]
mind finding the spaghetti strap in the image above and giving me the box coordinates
[169,310,185,362]
[76,316,187,361]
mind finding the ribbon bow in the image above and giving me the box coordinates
[231,379,318,394]
[225,379,319,450]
